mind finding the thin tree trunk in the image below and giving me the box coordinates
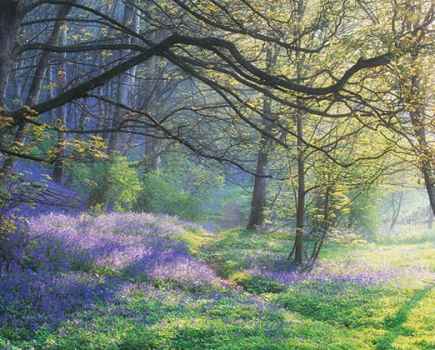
[291,0,306,266]
[144,137,161,171]
[108,1,136,154]
[26,2,75,106]
[51,10,72,184]
[52,126,65,183]
[293,107,305,266]
[309,188,331,266]
[390,191,403,231]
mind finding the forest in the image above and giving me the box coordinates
[0,0,434,349]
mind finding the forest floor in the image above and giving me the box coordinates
[0,213,434,350]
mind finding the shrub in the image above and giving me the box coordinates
[136,171,200,220]
[230,271,285,294]
[106,156,141,212]
[135,154,224,220]
[0,217,29,272]
[346,189,381,239]
[70,155,141,212]
[375,229,435,245]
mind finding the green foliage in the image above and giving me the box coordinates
[135,154,224,220]
[209,186,251,228]
[327,230,368,246]
[3,225,435,350]
[230,271,285,294]
[276,281,393,328]
[107,156,141,212]
[136,171,200,220]
[70,155,141,212]
[200,228,292,278]
[29,128,57,158]
[346,189,382,239]
[9,289,366,350]
[375,229,435,245]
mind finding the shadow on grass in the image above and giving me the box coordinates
[375,284,434,350]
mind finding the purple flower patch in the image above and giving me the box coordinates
[0,213,219,332]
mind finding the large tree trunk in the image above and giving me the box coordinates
[408,57,434,217]
[0,0,24,107]
[247,46,276,230]
[247,144,269,230]
[421,163,435,217]
[405,1,435,217]
[247,95,273,230]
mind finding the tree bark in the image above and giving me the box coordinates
[26,2,75,106]
[309,187,331,266]
[52,123,65,183]
[390,191,403,231]
[402,0,435,217]
[293,107,305,266]
[0,0,24,107]
[108,1,137,154]
[408,60,434,217]
[247,146,269,230]
[51,8,73,184]
[144,137,161,172]
[291,0,306,266]
[247,46,276,230]
[421,161,435,216]
[1,1,74,182]
[247,95,273,230]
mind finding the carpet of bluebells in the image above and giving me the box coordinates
[1,214,434,349]
[0,213,219,332]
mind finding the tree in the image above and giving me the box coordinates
[1,0,425,267]
[247,46,277,230]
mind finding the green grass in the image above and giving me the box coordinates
[2,228,434,349]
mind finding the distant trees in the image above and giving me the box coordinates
[354,0,434,217]
[397,0,434,217]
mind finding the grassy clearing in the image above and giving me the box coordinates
[1,222,434,350]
